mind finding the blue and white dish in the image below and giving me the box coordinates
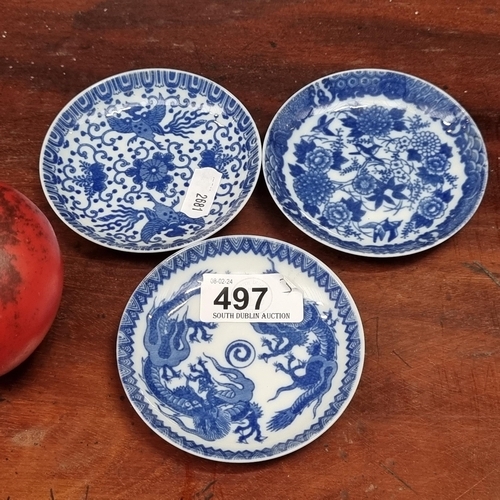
[117,235,364,462]
[40,69,261,252]
[263,69,488,257]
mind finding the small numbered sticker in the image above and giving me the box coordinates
[180,167,222,218]
[200,273,304,323]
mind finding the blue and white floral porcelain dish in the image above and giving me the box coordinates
[40,69,261,252]
[117,235,364,462]
[263,69,488,257]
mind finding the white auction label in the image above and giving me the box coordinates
[180,167,222,218]
[200,273,304,323]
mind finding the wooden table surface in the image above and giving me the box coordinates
[1,1,500,498]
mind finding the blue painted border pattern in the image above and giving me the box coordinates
[264,70,487,256]
[41,69,261,252]
[117,236,363,461]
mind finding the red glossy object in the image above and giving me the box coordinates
[0,182,63,376]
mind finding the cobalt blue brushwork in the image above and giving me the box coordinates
[117,235,364,462]
[263,69,488,257]
[40,69,261,252]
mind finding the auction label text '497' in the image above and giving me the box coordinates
[200,273,304,323]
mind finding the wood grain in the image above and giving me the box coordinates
[1,0,500,498]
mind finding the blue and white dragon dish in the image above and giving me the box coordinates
[263,69,488,257]
[40,69,261,252]
[117,236,364,462]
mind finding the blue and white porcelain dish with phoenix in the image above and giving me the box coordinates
[263,69,488,257]
[117,235,364,462]
[40,69,261,252]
